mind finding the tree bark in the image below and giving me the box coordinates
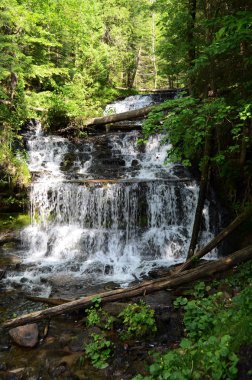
[187,132,212,259]
[3,244,252,329]
[26,296,69,306]
[85,105,153,126]
[177,208,252,273]
[129,48,141,88]
[58,105,154,134]
[187,0,197,93]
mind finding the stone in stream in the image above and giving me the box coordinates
[9,323,39,348]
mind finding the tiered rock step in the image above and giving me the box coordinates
[32,177,195,185]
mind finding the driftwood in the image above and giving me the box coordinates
[177,208,252,273]
[3,244,252,329]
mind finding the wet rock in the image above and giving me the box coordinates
[64,374,81,380]
[103,302,129,316]
[0,269,6,280]
[12,283,22,289]
[40,277,48,284]
[0,372,19,380]
[0,329,11,352]
[68,333,86,352]
[9,323,39,348]
[0,363,7,371]
[58,333,74,347]
[0,342,11,352]
[104,265,113,275]
[131,159,140,167]
[60,353,82,368]
[50,364,66,377]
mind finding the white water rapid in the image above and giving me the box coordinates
[5,95,219,296]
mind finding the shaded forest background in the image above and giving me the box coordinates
[0,0,252,212]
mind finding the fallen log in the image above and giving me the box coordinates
[85,105,153,126]
[58,105,154,134]
[26,296,69,306]
[176,208,252,273]
[3,244,252,329]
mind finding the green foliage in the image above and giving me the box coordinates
[134,262,252,380]
[86,307,101,328]
[84,333,113,369]
[86,297,102,328]
[135,335,238,380]
[142,96,233,168]
[0,124,31,187]
[86,296,114,330]
[119,300,157,340]
[217,260,252,289]
[0,213,30,231]
[155,1,252,97]
[83,299,156,369]
[0,0,155,183]
[142,93,252,207]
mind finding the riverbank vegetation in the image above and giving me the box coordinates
[134,260,252,380]
[0,0,154,190]
[143,0,252,211]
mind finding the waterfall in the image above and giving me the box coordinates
[5,95,219,296]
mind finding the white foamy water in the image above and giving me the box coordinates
[104,94,154,115]
[4,95,219,296]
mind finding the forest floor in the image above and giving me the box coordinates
[0,256,252,379]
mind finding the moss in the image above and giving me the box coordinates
[0,213,31,231]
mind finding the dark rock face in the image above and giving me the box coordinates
[9,323,39,348]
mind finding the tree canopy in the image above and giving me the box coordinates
[0,0,251,208]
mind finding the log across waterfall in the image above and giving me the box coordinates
[2,94,220,298]
[58,106,154,134]
[58,92,177,133]
[86,105,153,126]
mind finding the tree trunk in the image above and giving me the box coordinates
[187,0,197,93]
[187,132,212,259]
[240,121,250,167]
[150,0,157,89]
[130,48,141,88]
[3,244,252,329]
[177,208,252,273]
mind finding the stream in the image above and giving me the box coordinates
[0,94,221,379]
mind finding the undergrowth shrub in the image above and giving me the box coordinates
[134,262,252,380]
[119,300,157,340]
[84,333,113,369]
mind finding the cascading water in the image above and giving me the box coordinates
[5,95,219,297]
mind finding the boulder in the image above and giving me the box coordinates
[9,323,39,348]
